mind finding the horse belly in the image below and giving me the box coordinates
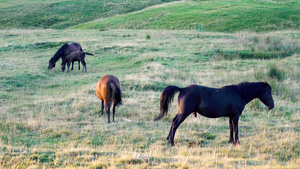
[197,104,228,118]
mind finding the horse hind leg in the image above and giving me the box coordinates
[112,104,116,122]
[81,60,87,72]
[101,101,104,116]
[167,114,178,140]
[105,101,112,123]
[168,113,189,146]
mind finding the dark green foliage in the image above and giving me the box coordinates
[268,65,285,81]
[146,34,151,39]
[214,49,298,60]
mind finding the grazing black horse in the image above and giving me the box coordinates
[155,82,274,146]
[48,42,93,71]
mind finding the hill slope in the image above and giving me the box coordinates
[0,0,179,29]
[71,0,300,32]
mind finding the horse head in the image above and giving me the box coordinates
[48,58,56,69]
[259,82,274,110]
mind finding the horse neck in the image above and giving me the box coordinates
[235,82,263,104]
[51,44,69,62]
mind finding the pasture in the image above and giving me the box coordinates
[0,29,299,168]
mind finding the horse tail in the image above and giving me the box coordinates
[84,52,94,56]
[108,81,122,107]
[154,86,182,121]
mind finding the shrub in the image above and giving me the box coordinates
[145,34,151,39]
[268,65,285,81]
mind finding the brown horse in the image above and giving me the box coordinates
[155,82,274,146]
[61,51,93,73]
[96,75,122,123]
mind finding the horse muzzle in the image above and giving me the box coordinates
[267,105,274,110]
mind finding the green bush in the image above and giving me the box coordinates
[268,65,285,81]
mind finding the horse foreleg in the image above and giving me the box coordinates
[231,115,240,145]
[78,61,80,70]
[61,62,66,72]
[71,61,74,71]
[67,62,71,73]
[228,117,234,143]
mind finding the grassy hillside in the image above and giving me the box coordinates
[0,29,299,168]
[72,0,300,32]
[1,0,299,32]
[0,0,179,29]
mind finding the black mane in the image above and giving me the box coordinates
[231,82,265,103]
[49,43,69,64]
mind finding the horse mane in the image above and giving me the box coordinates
[49,43,69,63]
[224,82,264,102]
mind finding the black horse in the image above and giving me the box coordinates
[155,82,274,146]
[48,43,93,71]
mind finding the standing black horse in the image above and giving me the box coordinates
[155,82,274,146]
[48,42,93,71]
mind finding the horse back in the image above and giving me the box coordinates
[62,43,82,59]
[65,51,84,62]
[179,85,244,118]
[68,43,82,52]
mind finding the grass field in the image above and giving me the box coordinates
[0,29,299,168]
[1,0,300,168]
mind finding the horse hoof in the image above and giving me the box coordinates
[235,140,240,145]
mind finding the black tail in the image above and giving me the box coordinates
[84,52,94,56]
[108,81,122,107]
[154,86,182,121]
